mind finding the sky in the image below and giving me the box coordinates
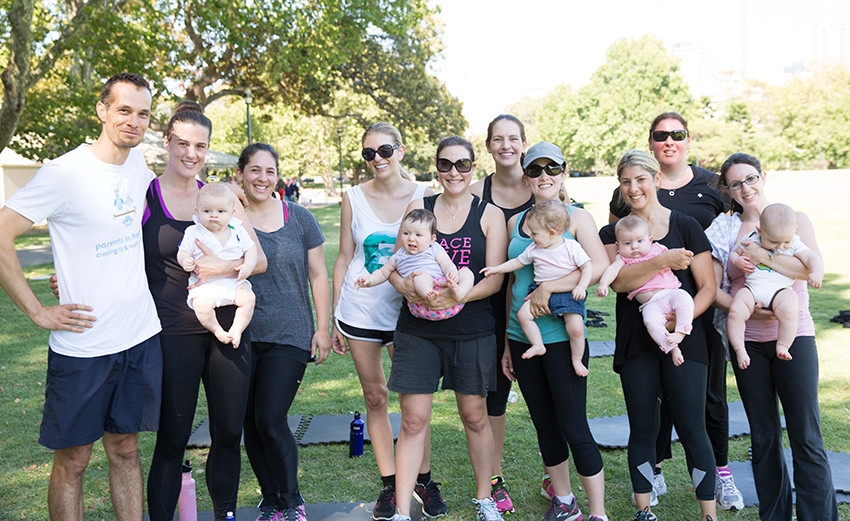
[431,0,850,131]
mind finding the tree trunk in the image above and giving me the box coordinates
[0,0,34,155]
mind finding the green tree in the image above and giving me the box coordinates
[537,35,693,174]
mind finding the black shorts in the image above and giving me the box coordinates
[388,330,497,397]
[39,335,162,450]
[336,318,394,346]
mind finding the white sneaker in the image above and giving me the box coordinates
[631,488,658,507]
[472,497,503,521]
[652,472,667,496]
[716,468,744,511]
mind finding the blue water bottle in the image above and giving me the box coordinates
[225,512,235,521]
[350,411,364,457]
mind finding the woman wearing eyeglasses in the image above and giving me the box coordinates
[331,122,432,520]
[469,115,533,512]
[705,153,837,521]
[600,150,717,521]
[608,112,740,510]
[387,136,508,521]
[500,142,609,521]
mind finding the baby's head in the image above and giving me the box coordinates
[758,203,797,251]
[400,209,437,254]
[195,183,236,231]
[615,215,652,258]
[526,200,570,248]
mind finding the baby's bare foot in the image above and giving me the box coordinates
[522,344,546,359]
[666,331,685,346]
[229,329,242,349]
[776,345,793,361]
[213,328,232,345]
[670,347,684,366]
[572,360,589,377]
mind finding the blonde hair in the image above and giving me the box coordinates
[760,203,797,237]
[196,182,235,208]
[527,200,570,234]
[362,122,414,181]
[615,149,660,207]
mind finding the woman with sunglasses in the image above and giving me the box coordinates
[332,122,432,520]
[469,114,533,512]
[608,112,740,510]
[705,153,837,521]
[387,136,508,521]
[600,150,717,521]
[501,142,609,521]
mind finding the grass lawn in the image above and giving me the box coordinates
[1,173,849,520]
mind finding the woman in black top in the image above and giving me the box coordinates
[387,136,507,521]
[599,150,716,521]
[469,114,533,509]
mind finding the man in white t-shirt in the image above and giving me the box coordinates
[0,73,162,521]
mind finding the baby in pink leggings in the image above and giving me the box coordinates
[597,215,693,365]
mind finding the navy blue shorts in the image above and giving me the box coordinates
[39,335,163,450]
[528,283,586,321]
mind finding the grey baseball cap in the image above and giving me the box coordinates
[522,141,566,169]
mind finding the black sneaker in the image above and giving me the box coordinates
[413,480,447,518]
[372,485,396,520]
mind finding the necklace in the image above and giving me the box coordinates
[441,195,472,220]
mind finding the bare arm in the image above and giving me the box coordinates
[0,207,95,332]
[480,258,525,278]
[596,255,625,297]
[737,241,807,280]
[234,200,266,275]
[712,258,733,313]
[177,247,195,272]
[609,247,693,293]
[796,249,824,288]
[572,260,593,300]
[434,245,459,280]
[236,245,258,281]
[356,256,397,288]
[690,251,716,318]
[308,244,332,364]
[331,192,356,354]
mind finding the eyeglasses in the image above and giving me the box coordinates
[436,157,473,173]
[651,130,688,142]
[361,144,399,162]
[524,162,565,178]
[724,173,761,191]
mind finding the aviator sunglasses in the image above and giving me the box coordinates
[436,157,473,173]
[524,162,565,178]
[651,129,689,142]
[361,144,399,162]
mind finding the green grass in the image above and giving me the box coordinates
[2,176,849,520]
[13,225,51,249]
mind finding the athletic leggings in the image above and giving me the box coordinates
[243,343,309,509]
[732,336,838,521]
[509,339,603,476]
[486,328,512,416]
[147,332,251,520]
[620,349,715,501]
[656,311,729,466]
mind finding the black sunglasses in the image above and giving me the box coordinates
[524,162,565,178]
[361,144,399,162]
[651,129,688,142]
[436,157,473,173]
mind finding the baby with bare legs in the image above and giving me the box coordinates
[727,202,823,368]
[177,183,257,347]
[355,209,473,321]
[597,215,693,365]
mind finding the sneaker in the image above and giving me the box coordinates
[541,495,582,521]
[372,485,396,520]
[540,475,555,501]
[414,480,447,518]
[390,515,411,521]
[281,505,307,521]
[256,505,283,521]
[472,497,503,521]
[631,488,658,507]
[632,507,657,521]
[652,472,667,496]
[715,467,744,511]
[490,476,515,514]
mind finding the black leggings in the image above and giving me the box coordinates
[620,349,715,501]
[656,311,729,466]
[486,327,512,416]
[509,339,603,476]
[243,343,309,509]
[147,332,251,520]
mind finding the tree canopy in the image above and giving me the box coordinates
[1,0,465,161]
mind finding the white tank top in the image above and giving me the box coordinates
[335,183,427,331]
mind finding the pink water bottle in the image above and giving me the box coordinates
[178,459,197,521]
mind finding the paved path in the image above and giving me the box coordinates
[17,244,53,268]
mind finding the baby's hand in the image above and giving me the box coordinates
[596,285,609,298]
[807,272,823,289]
[732,255,755,274]
[181,257,196,272]
[354,276,371,290]
[479,266,496,278]
[235,263,252,281]
[572,285,587,300]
